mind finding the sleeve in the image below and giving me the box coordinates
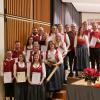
[13,63,17,77]
[27,62,31,78]
[74,35,77,48]
[66,34,70,49]
[42,63,46,78]
[58,51,63,64]
[85,35,90,56]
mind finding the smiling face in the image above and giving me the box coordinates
[49,41,55,50]
[29,37,33,45]
[56,33,61,42]
[18,54,24,62]
[33,42,39,52]
[15,41,20,49]
[33,53,39,62]
[6,51,12,59]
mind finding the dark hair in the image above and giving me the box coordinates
[32,52,42,64]
[18,53,26,63]
[47,41,55,50]
[26,36,33,47]
[77,27,82,36]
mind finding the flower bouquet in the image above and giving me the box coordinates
[83,68,100,84]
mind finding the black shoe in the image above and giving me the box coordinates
[68,72,73,77]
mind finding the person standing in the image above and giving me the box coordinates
[74,27,90,74]
[14,54,27,100]
[90,23,100,71]
[3,50,15,100]
[27,52,46,100]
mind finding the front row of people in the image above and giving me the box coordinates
[3,41,64,100]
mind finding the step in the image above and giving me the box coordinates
[62,84,67,90]
[67,77,80,84]
[53,90,67,100]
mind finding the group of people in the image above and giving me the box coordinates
[2,21,100,100]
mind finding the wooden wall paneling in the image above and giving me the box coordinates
[17,0,23,16]
[34,0,37,19]
[4,0,7,13]
[22,0,25,17]
[14,0,20,16]
[12,0,14,15]
[41,0,50,22]
[24,0,27,17]
[36,0,41,20]
[16,19,19,41]
[8,0,10,14]
[30,0,33,19]
[6,0,8,14]
[21,21,25,47]
[10,0,12,15]
[27,0,29,18]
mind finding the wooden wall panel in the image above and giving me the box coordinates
[5,18,32,50]
[4,0,51,50]
[5,0,32,18]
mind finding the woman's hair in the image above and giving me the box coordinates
[32,52,42,64]
[26,36,33,47]
[47,41,56,50]
[77,27,82,36]
[18,53,26,63]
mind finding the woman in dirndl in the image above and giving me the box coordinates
[14,53,27,100]
[27,52,46,100]
[45,41,63,98]
[74,27,90,75]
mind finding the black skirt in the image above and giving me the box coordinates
[76,45,90,71]
[4,83,14,97]
[14,82,28,100]
[46,64,64,92]
[27,83,46,100]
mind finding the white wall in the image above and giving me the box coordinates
[82,12,100,23]
[0,0,4,70]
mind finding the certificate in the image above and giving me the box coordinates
[4,72,12,83]
[90,36,97,47]
[17,72,26,83]
[32,72,41,84]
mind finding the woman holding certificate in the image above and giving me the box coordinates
[45,41,63,98]
[3,50,15,100]
[14,53,27,100]
[27,52,46,100]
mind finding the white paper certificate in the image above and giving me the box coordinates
[4,72,12,83]
[90,36,97,47]
[32,72,41,84]
[17,72,26,83]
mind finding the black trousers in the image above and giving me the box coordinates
[90,48,100,71]
[67,50,76,73]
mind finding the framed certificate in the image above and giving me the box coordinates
[4,72,12,83]
[32,72,41,84]
[90,36,97,47]
[17,72,26,83]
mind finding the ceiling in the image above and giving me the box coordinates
[62,0,100,13]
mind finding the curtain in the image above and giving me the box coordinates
[53,0,81,27]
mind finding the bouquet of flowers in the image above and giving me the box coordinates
[83,68,100,84]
